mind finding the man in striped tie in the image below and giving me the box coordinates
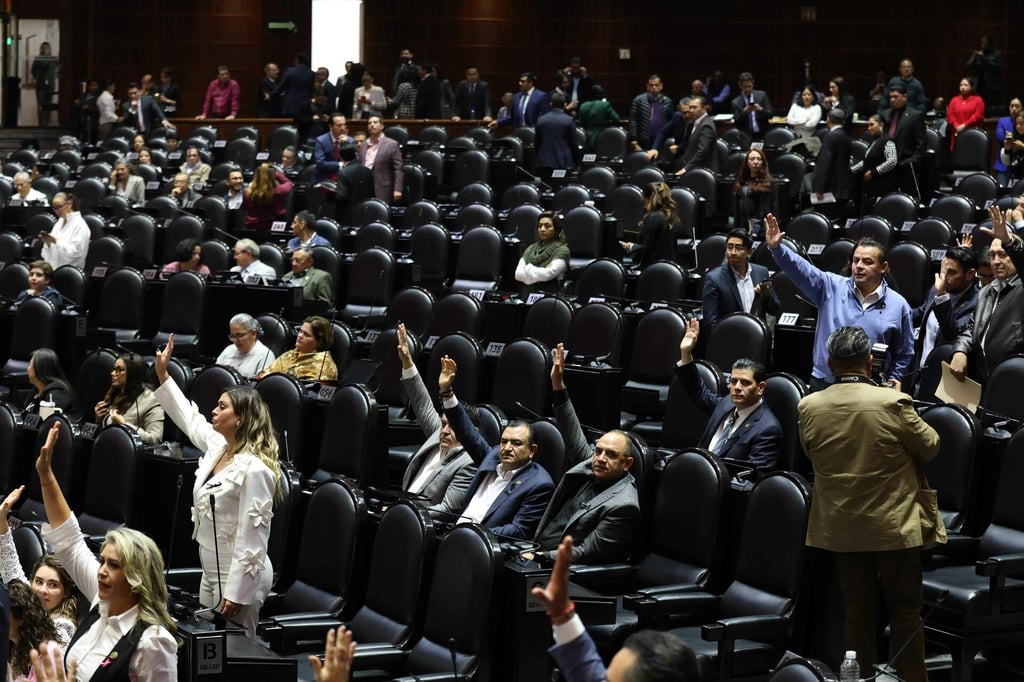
[676,318,782,469]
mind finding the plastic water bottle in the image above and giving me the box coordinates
[839,650,860,682]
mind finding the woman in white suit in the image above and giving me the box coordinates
[153,333,281,638]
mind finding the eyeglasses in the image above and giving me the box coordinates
[228,332,253,340]
[110,367,126,375]
[725,244,749,252]
[52,203,66,210]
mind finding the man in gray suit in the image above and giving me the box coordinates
[397,324,476,507]
[530,343,640,564]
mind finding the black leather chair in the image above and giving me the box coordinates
[818,238,854,276]
[873,191,919,229]
[268,126,299,159]
[567,302,623,366]
[621,307,689,418]
[677,168,718,218]
[0,262,28,301]
[0,403,19,494]
[522,296,573,351]
[920,426,1024,682]
[78,424,139,539]
[1,297,58,387]
[629,472,813,682]
[456,181,492,208]
[120,213,158,268]
[552,184,592,214]
[12,524,45,580]
[264,501,435,655]
[846,216,894,250]
[696,234,727,275]
[424,332,483,407]
[187,364,243,428]
[259,243,288,278]
[97,195,132,220]
[929,195,975,233]
[0,231,22,264]
[408,222,450,294]
[90,268,145,346]
[254,372,305,464]
[338,247,395,326]
[528,417,568,486]
[349,523,503,681]
[706,312,769,370]
[428,291,484,341]
[145,270,206,357]
[920,403,981,541]
[384,287,434,340]
[500,183,542,212]
[450,149,490,193]
[401,200,441,231]
[785,212,831,260]
[194,195,228,232]
[453,202,495,233]
[611,184,645,234]
[162,215,205,263]
[763,373,808,474]
[948,129,991,176]
[411,149,444,187]
[507,204,544,243]
[224,138,257,173]
[15,414,76,523]
[85,235,126,272]
[886,241,931,309]
[981,355,1024,423]
[562,205,604,272]
[579,165,617,196]
[49,265,87,309]
[450,226,502,292]
[635,359,723,448]
[908,217,954,257]
[768,658,837,681]
[587,449,730,655]
[347,198,391,228]
[574,258,625,302]
[368,328,417,417]
[258,478,367,638]
[308,384,378,487]
[74,349,118,424]
[593,127,628,160]
[200,239,231,273]
[491,337,551,419]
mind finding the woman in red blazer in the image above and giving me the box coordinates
[946,77,985,150]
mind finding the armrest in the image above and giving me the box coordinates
[977,553,1024,578]
[622,590,718,622]
[350,644,410,674]
[269,611,337,624]
[393,676,470,682]
[259,616,343,654]
[701,614,788,642]
[569,563,635,589]
[635,583,704,598]
[928,533,979,560]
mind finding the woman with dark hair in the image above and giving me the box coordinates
[578,84,620,150]
[137,147,154,166]
[23,349,77,417]
[822,77,858,127]
[154,334,281,638]
[257,315,338,381]
[785,86,823,139]
[0,489,78,646]
[242,162,293,231]
[7,580,61,681]
[35,423,177,679]
[515,211,570,296]
[947,77,985,150]
[619,182,679,268]
[853,114,899,214]
[94,353,164,444]
[161,237,211,277]
[998,112,1024,185]
[390,68,418,119]
[733,148,777,236]
[108,158,145,206]
[994,97,1023,186]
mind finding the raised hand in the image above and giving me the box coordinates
[154,333,175,385]
[30,644,77,682]
[438,355,458,393]
[0,485,24,533]
[550,343,566,391]
[36,423,60,480]
[396,323,413,370]
[979,205,1010,245]
[310,627,356,682]
[530,536,574,622]
[763,213,785,249]
[679,318,700,363]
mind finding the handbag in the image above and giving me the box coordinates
[915,464,947,550]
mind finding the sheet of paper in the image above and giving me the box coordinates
[934,360,981,413]
[809,192,836,205]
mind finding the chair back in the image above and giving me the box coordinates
[706,312,768,369]
[567,302,623,366]
[79,425,140,536]
[313,384,378,486]
[491,338,551,419]
[254,372,305,462]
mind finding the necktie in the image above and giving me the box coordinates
[713,409,739,454]
[521,92,529,125]
[749,95,758,133]
[889,111,900,139]
[333,138,340,161]
[137,103,145,132]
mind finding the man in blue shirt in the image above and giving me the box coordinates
[764,213,914,392]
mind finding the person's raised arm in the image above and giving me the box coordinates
[310,626,356,682]
[678,317,700,365]
[154,333,175,386]
[36,424,71,529]
[550,342,566,392]
[531,536,575,624]
[0,486,24,535]
[763,213,785,250]
[396,323,414,370]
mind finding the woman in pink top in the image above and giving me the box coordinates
[243,163,294,230]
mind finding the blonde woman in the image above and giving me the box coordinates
[154,333,281,638]
[619,181,680,269]
[36,423,177,680]
[242,162,293,231]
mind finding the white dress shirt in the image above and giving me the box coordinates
[40,211,90,269]
[708,400,762,452]
[462,462,528,524]
[731,265,755,313]
[215,339,276,378]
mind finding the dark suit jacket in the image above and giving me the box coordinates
[912,284,978,371]
[313,132,353,183]
[335,162,375,220]
[678,361,782,469]
[731,90,773,137]
[400,370,476,506]
[549,633,606,682]
[680,114,718,172]
[880,107,928,196]
[454,79,492,119]
[444,400,554,540]
[415,75,442,119]
[532,391,640,564]
[257,77,281,117]
[701,262,781,327]
[274,65,316,118]
[121,96,167,135]
[812,126,853,200]
[498,89,550,128]
[357,135,405,202]
[533,110,580,171]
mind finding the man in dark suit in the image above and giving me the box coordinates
[533,537,699,682]
[533,93,580,174]
[702,228,781,328]
[333,144,374,223]
[414,61,442,119]
[530,344,639,565]
[491,72,549,129]
[273,53,316,119]
[652,95,718,175]
[313,114,353,183]
[678,318,783,469]
[257,62,281,117]
[437,355,554,539]
[358,114,404,203]
[880,84,928,198]
[731,72,773,141]
[911,245,977,374]
[809,108,853,202]
[396,324,476,507]
[564,57,597,106]
[122,82,173,135]
[453,66,492,122]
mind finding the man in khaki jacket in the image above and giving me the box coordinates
[798,326,941,682]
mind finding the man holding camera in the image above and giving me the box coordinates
[764,213,913,392]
